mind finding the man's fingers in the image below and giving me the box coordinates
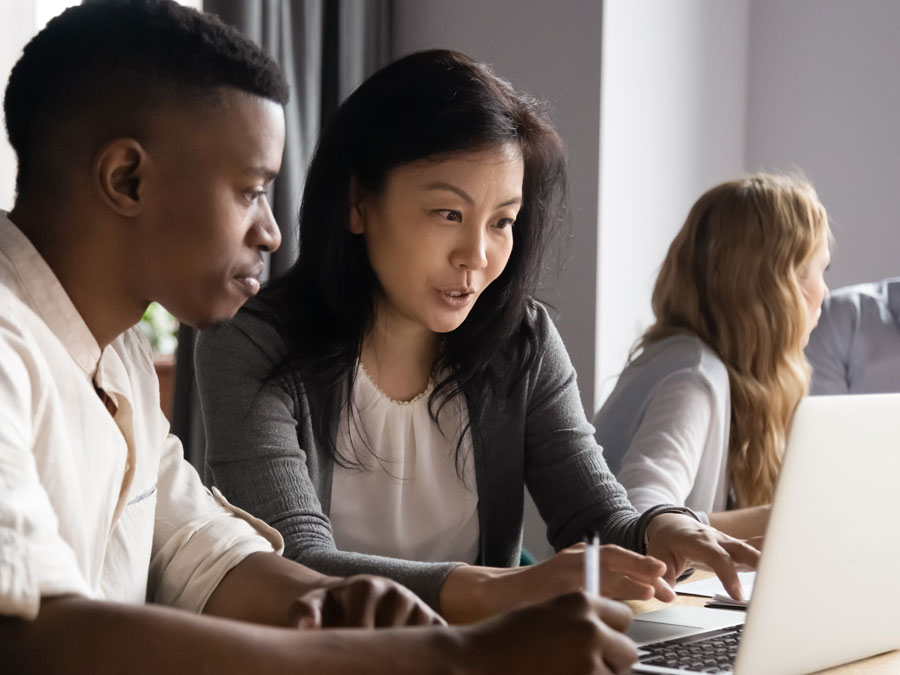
[599,621,640,674]
[412,603,447,627]
[594,596,634,633]
[371,582,446,627]
[288,591,325,630]
[291,576,444,630]
[331,575,445,628]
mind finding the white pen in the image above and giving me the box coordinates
[584,532,600,596]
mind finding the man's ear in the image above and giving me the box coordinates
[93,138,146,216]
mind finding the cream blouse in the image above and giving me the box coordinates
[329,363,480,564]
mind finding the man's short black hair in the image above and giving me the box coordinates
[3,0,289,195]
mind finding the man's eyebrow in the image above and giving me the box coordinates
[424,182,522,208]
[248,167,280,181]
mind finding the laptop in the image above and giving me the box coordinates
[629,393,900,674]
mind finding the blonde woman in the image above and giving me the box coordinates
[593,174,831,540]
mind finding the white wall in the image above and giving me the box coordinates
[596,0,750,403]
[745,0,900,289]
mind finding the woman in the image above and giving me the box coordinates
[195,49,757,622]
[594,174,831,540]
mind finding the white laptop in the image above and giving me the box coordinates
[629,394,900,674]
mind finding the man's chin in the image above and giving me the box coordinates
[179,305,244,331]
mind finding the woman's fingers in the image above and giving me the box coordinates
[600,573,656,600]
[601,544,668,578]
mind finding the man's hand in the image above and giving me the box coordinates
[288,574,444,629]
[645,513,760,601]
[456,592,638,675]
[203,552,443,628]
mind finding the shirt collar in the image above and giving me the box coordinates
[0,211,103,376]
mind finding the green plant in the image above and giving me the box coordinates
[139,302,179,355]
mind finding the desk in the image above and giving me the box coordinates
[627,572,900,674]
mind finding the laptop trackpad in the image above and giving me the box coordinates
[628,620,699,645]
[628,607,745,645]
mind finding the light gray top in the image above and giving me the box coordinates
[806,277,900,395]
[593,335,732,524]
[195,300,690,609]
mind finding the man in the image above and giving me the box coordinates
[0,1,638,673]
[806,277,900,394]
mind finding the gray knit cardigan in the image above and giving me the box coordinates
[195,301,691,610]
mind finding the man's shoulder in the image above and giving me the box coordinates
[0,282,53,415]
[826,278,897,308]
[822,278,900,330]
[0,280,46,351]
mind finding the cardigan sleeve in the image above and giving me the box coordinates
[194,312,460,611]
[522,304,696,553]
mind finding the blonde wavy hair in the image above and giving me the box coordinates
[635,173,830,507]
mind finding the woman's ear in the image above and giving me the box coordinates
[349,200,366,234]
[93,138,146,217]
[349,175,367,234]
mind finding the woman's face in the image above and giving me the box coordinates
[351,144,524,337]
[797,235,831,345]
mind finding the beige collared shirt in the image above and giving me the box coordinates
[0,212,282,620]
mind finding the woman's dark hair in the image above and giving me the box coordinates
[255,49,569,466]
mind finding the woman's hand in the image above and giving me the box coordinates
[289,574,446,629]
[644,513,760,601]
[439,543,672,624]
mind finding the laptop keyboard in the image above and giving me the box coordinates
[637,623,743,673]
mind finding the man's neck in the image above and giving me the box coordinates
[8,203,143,349]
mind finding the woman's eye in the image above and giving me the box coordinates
[433,209,461,222]
[246,188,267,202]
[495,218,516,230]
[434,209,462,222]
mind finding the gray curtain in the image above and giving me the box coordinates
[173,0,393,476]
